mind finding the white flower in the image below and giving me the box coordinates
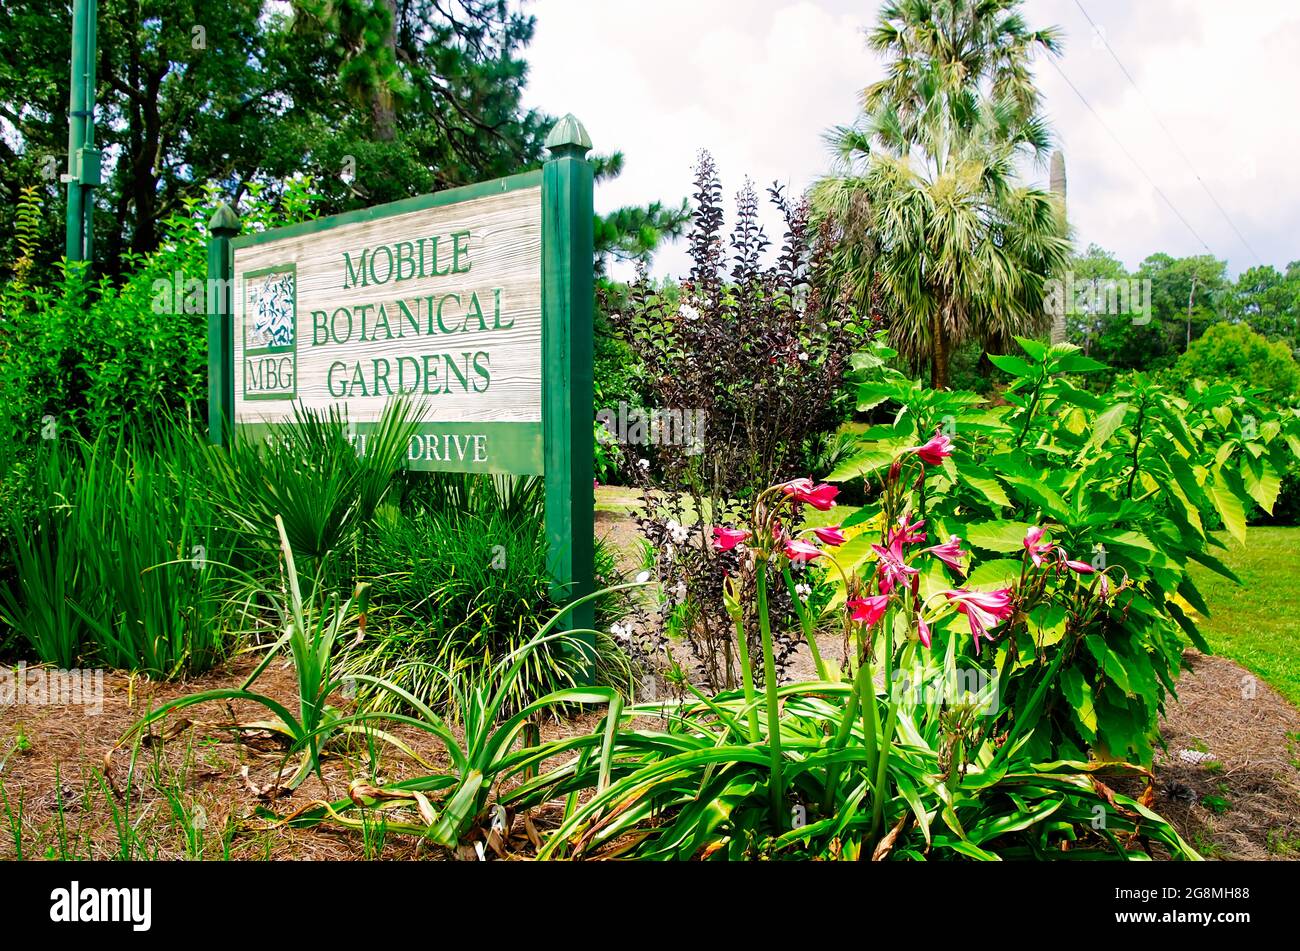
[666,519,689,545]
[637,458,650,469]
[679,302,701,321]
[795,582,812,602]
[610,622,632,641]
[798,351,809,361]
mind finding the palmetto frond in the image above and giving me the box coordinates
[812,0,1067,386]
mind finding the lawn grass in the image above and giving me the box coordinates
[1187,526,1300,708]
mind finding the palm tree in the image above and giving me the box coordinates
[814,0,1070,388]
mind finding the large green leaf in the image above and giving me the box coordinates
[957,462,1012,509]
[1087,403,1130,451]
[987,353,1036,379]
[966,558,1022,590]
[1052,352,1109,374]
[825,448,897,483]
[1001,475,1069,521]
[1240,456,1281,514]
[963,520,1034,553]
[1059,667,1097,741]
[1208,467,1248,545]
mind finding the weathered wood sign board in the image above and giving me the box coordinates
[231,175,544,474]
[206,116,597,634]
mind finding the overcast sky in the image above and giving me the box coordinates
[521,0,1300,281]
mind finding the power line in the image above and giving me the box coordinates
[1073,0,1265,266]
[1044,53,1218,259]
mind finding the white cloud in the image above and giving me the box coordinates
[522,0,1299,279]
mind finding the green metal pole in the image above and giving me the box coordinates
[81,0,98,263]
[64,0,88,262]
[207,203,241,446]
[541,115,596,665]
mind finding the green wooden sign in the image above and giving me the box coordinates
[206,115,596,634]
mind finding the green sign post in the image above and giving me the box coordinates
[206,115,596,650]
[63,0,101,265]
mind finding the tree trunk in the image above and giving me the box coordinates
[370,0,399,141]
[930,310,951,389]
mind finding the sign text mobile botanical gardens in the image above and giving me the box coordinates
[232,175,545,474]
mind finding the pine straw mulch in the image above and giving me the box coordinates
[1150,650,1300,860]
[0,654,603,861]
[0,647,1297,861]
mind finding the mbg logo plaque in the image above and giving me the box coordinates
[242,264,297,400]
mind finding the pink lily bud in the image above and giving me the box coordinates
[918,616,932,648]
[779,478,815,497]
[909,429,953,466]
[812,525,847,546]
[783,538,823,563]
[712,526,750,551]
[802,483,839,511]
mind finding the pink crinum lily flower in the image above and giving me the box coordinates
[712,526,750,551]
[779,478,814,497]
[812,525,847,546]
[847,594,890,627]
[871,536,918,594]
[1023,526,1053,567]
[917,615,933,648]
[887,516,927,547]
[942,588,1015,654]
[910,430,954,466]
[923,535,967,574]
[783,538,823,563]
[781,479,839,511]
[801,484,839,511]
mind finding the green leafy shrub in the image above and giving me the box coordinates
[1173,321,1300,401]
[0,180,320,448]
[826,336,1300,764]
